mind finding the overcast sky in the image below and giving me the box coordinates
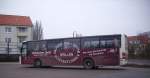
[0,0,150,39]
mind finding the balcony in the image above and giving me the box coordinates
[16,27,28,36]
[17,32,28,36]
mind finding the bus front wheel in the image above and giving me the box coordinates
[33,59,42,68]
[83,58,95,69]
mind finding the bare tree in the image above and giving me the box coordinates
[33,20,43,40]
[138,31,150,38]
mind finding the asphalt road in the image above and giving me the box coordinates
[0,63,150,78]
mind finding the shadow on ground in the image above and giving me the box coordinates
[122,64,150,68]
[23,66,126,70]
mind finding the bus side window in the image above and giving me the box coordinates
[106,40,114,48]
[64,39,73,49]
[63,38,80,50]
[72,38,80,49]
[34,42,40,51]
[40,41,47,51]
[27,42,39,52]
[47,40,63,51]
[82,37,99,49]
[83,41,91,48]
[56,40,64,51]
[100,40,106,48]
[91,40,99,48]
[27,42,39,56]
[47,42,55,51]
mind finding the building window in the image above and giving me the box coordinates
[5,38,11,43]
[5,27,12,32]
[129,41,133,44]
[17,27,27,32]
[18,36,26,43]
[5,48,12,52]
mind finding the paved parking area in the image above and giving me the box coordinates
[0,63,150,78]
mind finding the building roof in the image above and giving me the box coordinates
[128,35,150,44]
[0,14,32,26]
[128,36,138,41]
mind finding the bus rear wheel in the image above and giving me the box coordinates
[83,59,95,69]
[33,59,42,68]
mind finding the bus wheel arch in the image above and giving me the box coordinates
[33,58,42,68]
[82,57,95,69]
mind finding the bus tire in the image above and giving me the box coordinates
[83,58,95,69]
[33,59,42,68]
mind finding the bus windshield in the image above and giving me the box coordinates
[21,42,27,56]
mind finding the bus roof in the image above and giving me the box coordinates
[24,34,123,43]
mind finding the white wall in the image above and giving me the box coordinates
[0,25,32,54]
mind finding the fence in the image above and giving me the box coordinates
[0,42,21,61]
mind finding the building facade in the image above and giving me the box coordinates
[128,35,150,56]
[0,14,32,60]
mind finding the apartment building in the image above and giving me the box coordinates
[0,14,33,60]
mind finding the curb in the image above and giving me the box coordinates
[0,62,19,64]
[122,64,150,68]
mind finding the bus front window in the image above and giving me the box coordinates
[21,43,27,56]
